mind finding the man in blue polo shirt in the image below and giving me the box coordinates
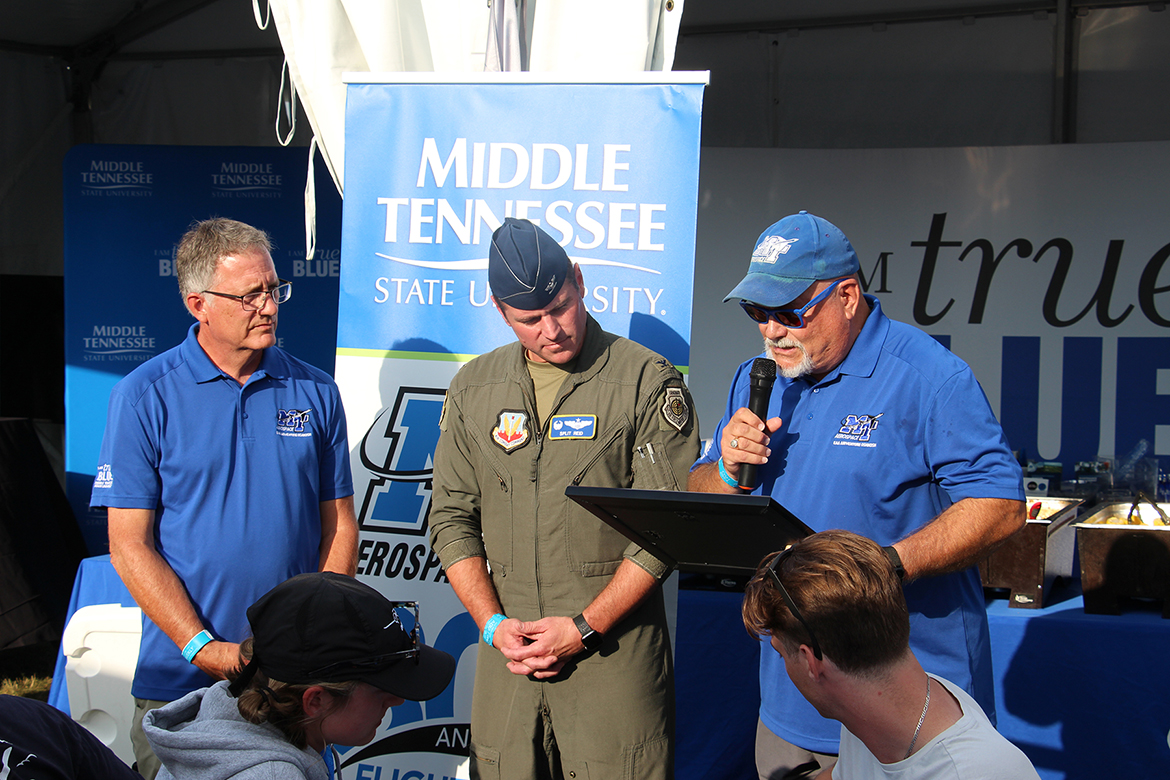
[91,218,358,779]
[689,211,1025,780]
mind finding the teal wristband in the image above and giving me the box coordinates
[182,630,213,663]
[482,613,507,647]
[717,457,738,488]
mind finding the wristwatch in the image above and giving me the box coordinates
[883,545,906,582]
[573,613,604,650]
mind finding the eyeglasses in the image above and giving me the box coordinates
[740,278,846,329]
[767,546,823,660]
[305,601,421,678]
[202,279,292,311]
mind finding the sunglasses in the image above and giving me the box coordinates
[766,547,823,660]
[305,601,421,677]
[740,278,846,329]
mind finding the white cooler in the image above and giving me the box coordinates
[61,603,143,766]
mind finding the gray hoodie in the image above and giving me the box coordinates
[143,681,329,780]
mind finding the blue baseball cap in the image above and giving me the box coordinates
[723,211,860,307]
[489,218,571,311]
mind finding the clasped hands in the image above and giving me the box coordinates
[720,408,784,484]
[490,616,584,680]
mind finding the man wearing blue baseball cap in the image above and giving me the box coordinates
[429,218,700,779]
[689,211,1025,779]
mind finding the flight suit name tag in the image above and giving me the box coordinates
[549,414,597,440]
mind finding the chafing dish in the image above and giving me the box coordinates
[980,496,1082,608]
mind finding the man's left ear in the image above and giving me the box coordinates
[187,292,209,323]
[799,644,826,680]
[841,278,863,317]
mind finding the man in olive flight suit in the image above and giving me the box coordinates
[429,217,700,780]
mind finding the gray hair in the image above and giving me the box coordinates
[175,218,273,302]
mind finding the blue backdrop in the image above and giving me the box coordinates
[63,144,342,553]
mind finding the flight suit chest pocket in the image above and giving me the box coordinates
[471,425,516,577]
[565,416,633,576]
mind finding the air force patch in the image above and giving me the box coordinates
[549,414,597,440]
[661,387,690,432]
[492,410,530,452]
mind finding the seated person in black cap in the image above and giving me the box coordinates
[142,572,455,780]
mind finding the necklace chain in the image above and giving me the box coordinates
[905,675,931,759]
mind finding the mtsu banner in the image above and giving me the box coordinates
[690,143,1170,483]
[334,74,706,778]
[63,145,342,554]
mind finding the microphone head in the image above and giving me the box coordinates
[750,357,777,383]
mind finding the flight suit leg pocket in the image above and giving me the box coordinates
[624,733,672,780]
[469,742,501,780]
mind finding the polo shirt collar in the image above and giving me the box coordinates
[826,294,889,382]
[180,323,285,384]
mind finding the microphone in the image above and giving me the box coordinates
[738,357,776,491]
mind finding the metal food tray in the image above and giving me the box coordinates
[1074,497,1170,618]
[980,496,1082,608]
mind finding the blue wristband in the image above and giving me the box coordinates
[482,613,507,647]
[182,630,213,663]
[717,457,738,488]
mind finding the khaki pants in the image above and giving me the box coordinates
[755,718,837,780]
[469,633,674,780]
[130,697,169,779]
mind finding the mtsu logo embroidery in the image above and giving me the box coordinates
[753,235,799,265]
[492,410,530,452]
[661,387,690,431]
[836,413,883,444]
[277,408,312,436]
[94,463,113,490]
[550,415,597,440]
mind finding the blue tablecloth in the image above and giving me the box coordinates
[48,555,135,713]
[985,585,1170,779]
[50,559,1170,778]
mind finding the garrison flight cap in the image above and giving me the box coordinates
[489,217,571,310]
[229,572,455,702]
[724,211,860,307]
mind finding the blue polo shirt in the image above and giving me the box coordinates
[91,323,353,701]
[694,296,1022,754]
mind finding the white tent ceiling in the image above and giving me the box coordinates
[1,0,1168,430]
[3,0,1168,277]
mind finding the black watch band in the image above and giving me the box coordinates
[883,545,906,581]
[573,613,603,650]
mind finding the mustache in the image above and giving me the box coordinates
[765,336,804,352]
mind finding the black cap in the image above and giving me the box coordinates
[232,572,455,702]
[488,218,571,310]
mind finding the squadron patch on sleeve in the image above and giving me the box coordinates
[492,410,531,452]
[661,387,690,432]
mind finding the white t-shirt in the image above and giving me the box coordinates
[834,675,1040,780]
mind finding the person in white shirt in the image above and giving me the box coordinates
[741,530,1040,780]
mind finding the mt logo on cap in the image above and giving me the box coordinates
[724,210,860,307]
